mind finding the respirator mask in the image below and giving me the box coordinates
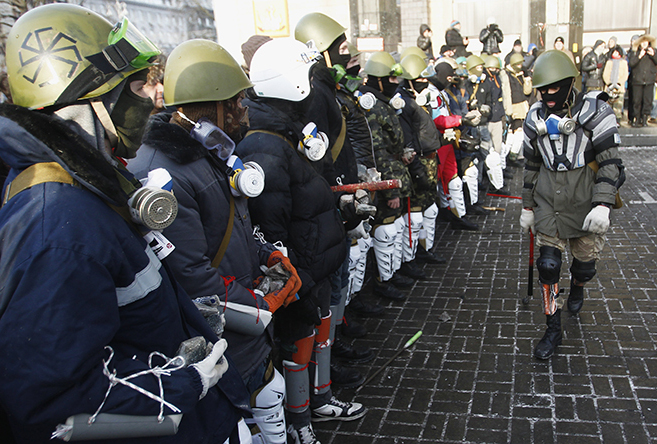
[299,122,329,162]
[389,92,405,114]
[128,168,178,231]
[535,114,576,140]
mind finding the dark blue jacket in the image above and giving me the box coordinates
[0,104,248,443]
[129,113,276,382]
[237,99,347,295]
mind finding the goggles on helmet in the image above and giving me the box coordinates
[390,63,404,77]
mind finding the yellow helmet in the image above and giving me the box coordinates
[295,12,346,52]
[400,46,427,60]
[400,55,427,80]
[7,3,159,109]
[164,39,253,106]
[364,51,397,78]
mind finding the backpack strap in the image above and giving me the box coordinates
[3,162,76,206]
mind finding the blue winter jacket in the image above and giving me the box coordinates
[129,113,276,382]
[0,104,249,443]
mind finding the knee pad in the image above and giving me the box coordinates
[373,222,398,244]
[485,151,504,190]
[570,258,596,284]
[447,177,466,217]
[536,246,562,285]
[247,365,287,444]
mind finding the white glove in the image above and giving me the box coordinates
[444,128,457,141]
[582,205,610,234]
[191,339,229,399]
[519,208,535,234]
[462,110,482,127]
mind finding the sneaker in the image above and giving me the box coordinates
[311,396,367,422]
[347,296,385,316]
[373,281,406,300]
[399,261,427,280]
[340,312,368,338]
[330,361,365,388]
[287,423,320,444]
[332,337,375,363]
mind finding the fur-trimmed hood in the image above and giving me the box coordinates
[140,112,209,165]
[632,34,656,51]
[0,104,129,206]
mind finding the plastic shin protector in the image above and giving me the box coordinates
[392,216,405,272]
[402,211,423,262]
[511,129,524,157]
[422,203,438,251]
[462,164,479,205]
[485,151,504,190]
[438,182,450,208]
[347,242,361,298]
[247,365,286,444]
[448,177,466,217]
[537,246,563,316]
[312,313,332,396]
[372,223,397,282]
[282,352,311,415]
[350,237,371,294]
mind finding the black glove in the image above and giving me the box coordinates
[290,292,321,326]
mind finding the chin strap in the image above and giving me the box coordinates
[90,99,119,150]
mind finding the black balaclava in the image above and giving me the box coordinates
[411,79,429,93]
[427,63,455,91]
[326,34,350,68]
[110,70,154,159]
[367,75,398,99]
[346,64,360,76]
[539,77,575,114]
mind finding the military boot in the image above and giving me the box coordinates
[567,280,584,314]
[534,309,562,360]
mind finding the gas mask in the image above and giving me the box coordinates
[389,92,405,114]
[535,114,576,140]
[299,122,328,162]
[353,90,377,110]
[468,72,486,83]
[226,155,266,198]
[128,168,178,231]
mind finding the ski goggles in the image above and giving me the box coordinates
[390,63,404,77]
[104,17,160,71]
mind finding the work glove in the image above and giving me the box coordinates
[191,339,229,399]
[289,292,322,326]
[479,104,491,117]
[519,208,535,234]
[443,128,457,141]
[347,220,371,240]
[462,110,482,127]
[582,205,610,234]
[265,251,302,309]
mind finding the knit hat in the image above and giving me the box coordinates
[554,36,564,44]
[440,45,453,54]
[241,35,273,69]
[514,39,522,47]
[450,20,460,28]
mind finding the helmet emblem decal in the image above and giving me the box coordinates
[19,27,82,87]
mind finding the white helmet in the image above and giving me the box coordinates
[249,38,321,102]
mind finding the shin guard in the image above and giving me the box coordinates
[402,211,423,262]
[392,216,405,272]
[462,164,479,205]
[447,177,466,217]
[510,129,524,158]
[247,364,287,444]
[312,313,332,396]
[422,203,438,251]
[372,223,397,282]
[541,283,560,316]
[485,151,504,190]
[282,357,310,415]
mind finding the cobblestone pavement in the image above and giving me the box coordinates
[315,128,657,443]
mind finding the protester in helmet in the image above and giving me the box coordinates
[294,12,375,385]
[521,50,624,360]
[0,4,250,443]
[129,39,300,444]
[501,52,533,165]
[237,38,367,444]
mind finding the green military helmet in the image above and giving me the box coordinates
[400,54,426,80]
[164,39,253,107]
[6,3,158,109]
[509,52,524,66]
[364,51,396,77]
[484,55,502,69]
[532,50,579,88]
[295,12,346,52]
[466,54,485,72]
[400,46,426,61]
[347,41,360,57]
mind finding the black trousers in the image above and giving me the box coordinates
[631,83,654,120]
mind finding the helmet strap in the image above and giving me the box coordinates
[323,50,333,68]
[90,99,119,150]
[54,64,109,107]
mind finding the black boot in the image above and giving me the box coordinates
[340,311,368,338]
[466,203,491,216]
[347,295,385,316]
[567,280,584,314]
[332,337,375,363]
[330,361,365,388]
[415,244,447,264]
[643,115,649,127]
[632,117,641,127]
[373,279,406,300]
[399,260,427,280]
[388,272,415,288]
[534,309,562,360]
[449,213,479,231]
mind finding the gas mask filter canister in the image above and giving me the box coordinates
[129,168,178,231]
